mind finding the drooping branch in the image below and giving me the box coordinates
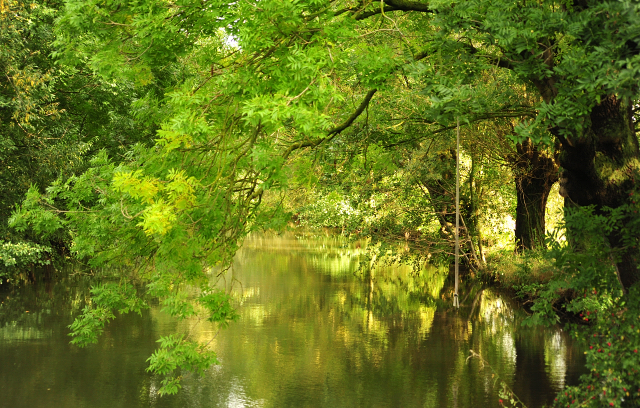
[382,108,538,148]
[327,89,378,135]
[282,89,378,160]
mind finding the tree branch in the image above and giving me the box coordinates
[383,109,537,148]
[327,88,378,135]
[282,89,378,159]
[355,6,398,20]
[383,0,431,13]
[354,0,432,20]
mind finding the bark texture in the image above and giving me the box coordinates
[512,139,559,251]
[557,95,640,291]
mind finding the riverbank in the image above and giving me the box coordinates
[2,229,638,407]
[461,245,640,408]
[0,232,588,408]
[289,228,640,408]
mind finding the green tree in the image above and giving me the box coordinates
[0,0,155,249]
[11,0,640,394]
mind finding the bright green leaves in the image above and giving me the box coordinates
[68,305,116,347]
[166,169,198,211]
[155,129,193,153]
[112,168,197,236]
[234,0,326,53]
[9,185,66,238]
[136,201,177,236]
[113,170,161,205]
[162,291,196,320]
[156,87,215,148]
[146,334,218,395]
[353,45,400,90]
[91,282,147,315]
[150,290,236,395]
[55,0,225,82]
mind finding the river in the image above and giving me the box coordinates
[0,232,585,407]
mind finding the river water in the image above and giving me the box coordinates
[0,232,585,408]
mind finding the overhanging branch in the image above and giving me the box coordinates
[355,6,398,20]
[354,0,432,20]
[282,89,378,159]
[384,0,431,13]
[383,109,538,148]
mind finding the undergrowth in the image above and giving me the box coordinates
[0,240,53,283]
[484,202,640,407]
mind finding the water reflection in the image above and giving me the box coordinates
[0,232,584,407]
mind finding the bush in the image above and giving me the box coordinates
[516,203,640,407]
[0,240,52,282]
[552,286,640,408]
[485,248,555,297]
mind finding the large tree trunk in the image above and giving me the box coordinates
[420,148,479,268]
[512,139,559,251]
[557,95,640,291]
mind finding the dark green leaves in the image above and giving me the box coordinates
[68,282,147,347]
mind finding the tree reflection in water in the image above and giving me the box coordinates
[0,233,585,408]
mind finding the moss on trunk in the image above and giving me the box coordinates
[558,95,640,291]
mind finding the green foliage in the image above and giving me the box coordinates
[552,287,640,408]
[523,203,637,326]
[485,248,555,300]
[297,190,366,232]
[67,305,116,347]
[0,0,156,248]
[146,335,218,396]
[512,199,640,406]
[0,240,51,281]
[198,290,239,327]
[68,282,147,346]
[11,134,252,387]
[8,0,640,397]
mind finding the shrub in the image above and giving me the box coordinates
[0,240,52,282]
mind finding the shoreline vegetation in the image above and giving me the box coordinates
[276,222,640,408]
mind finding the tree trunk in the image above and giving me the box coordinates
[422,148,457,240]
[421,148,478,268]
[469,155,486,264]
[557,95,640,291]
[512,139,559,251]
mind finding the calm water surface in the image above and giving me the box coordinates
[0,233,585,407]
